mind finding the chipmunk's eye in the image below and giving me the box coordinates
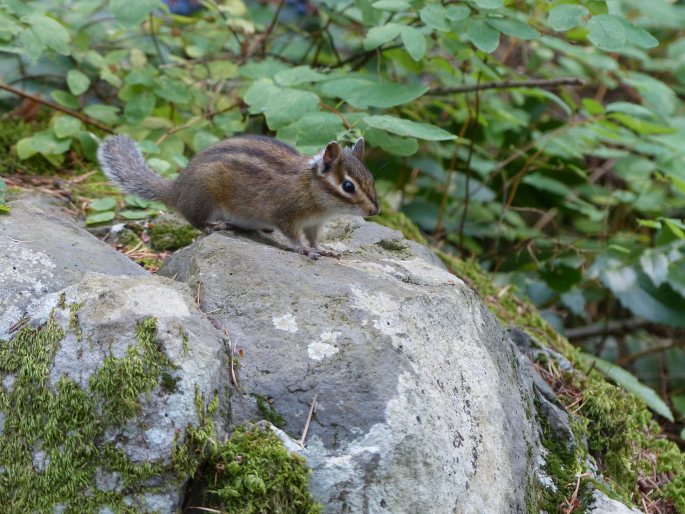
[342,180,356,194]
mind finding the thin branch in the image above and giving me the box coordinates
[566,318,652,341]
[0,82,114,134]
[155,102,240,145]
[261,0,286,58]
[618,341,678,366]
[298,393,318,447]
[458,71,483,251]
[431,77,585,96]
[148,13,165,65]
[319,101,352,129]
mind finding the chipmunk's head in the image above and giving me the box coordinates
[310,137,379,217]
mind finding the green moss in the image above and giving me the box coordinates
[89,318,173,423]
[254,394,286,428]
[148,220,200,251]
[0,116,52,175]
[535,396,584,512]
[0,313,205,513]
[200,425,322,514]
[68,301,84,341]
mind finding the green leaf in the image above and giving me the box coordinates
[86,211,116,225]
[0,13,20,40]
[193,131,220,152]
[320,78,428,109]
[155,79,192,104]
[365,128,419,157]
[148,158,171,174]
[239,59,290,80]
[599,266,685,328]
[22,13,70,56]
[587,14,626,52]
[84,105,120,125]
[541,263,582,292]
[617,18,658,49]
[244,79,320,130]
[51,90,80,110]
[124,195,153,208]
[287,112,344,147]
[466,20,500,53]
[608,113,675,135]
[605,102,655,118]
[16,138,37,160]
[364,23,402,51]
[668,260,685,297]
[17,28,44,60]
[125,92,156,124]
[66,69,91,95]
[579,353,674,422]
[400,26,427,61]
[90,197,117,211]
[364,115,456,141]
[371,0,410,11]
[274,66,328,87]
[77,131,99,161]
[487,19,540,40]
[473,0,503,8]
[445,5,470,21]
[420,5,450,32]
[53,116,82,138]
[110,0,162,28]
[120,209,154,220]
[24,131,71,156]
[548,5,588,32]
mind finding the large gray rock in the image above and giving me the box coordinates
[0,199,146,339]
[159,217,542,513]
[0,200,229,513]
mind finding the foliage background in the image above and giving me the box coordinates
[0,0,684,510]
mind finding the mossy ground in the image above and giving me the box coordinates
[0,313,198,513]
[376,208,685,512]
[0,305,320,513]
[193,425,322,514]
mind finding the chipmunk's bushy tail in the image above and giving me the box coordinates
[97,135,173,202]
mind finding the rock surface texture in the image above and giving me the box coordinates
[0,200,229,512]
[160,218,542,513]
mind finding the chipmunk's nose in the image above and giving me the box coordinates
[368,204,380,216]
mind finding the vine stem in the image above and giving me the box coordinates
[431,77,584,95]
[0,81,114,134]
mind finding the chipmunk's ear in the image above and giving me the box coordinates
[323,141,340,169]
[352,137,365,160]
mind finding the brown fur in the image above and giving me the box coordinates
[99,134,379,253]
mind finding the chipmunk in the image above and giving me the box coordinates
[97,134,379,259]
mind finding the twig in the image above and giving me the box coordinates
[227,332,240,391]
[458,70,483,251]
[155,102,240,145]
[298,393,318,447]
[0,81,114,133]
[148,13,165,65]
[565,319,652,341]
[195,281,202,307]
[319,101,352,129]
[261,0,286,58]
[431,77,585,96]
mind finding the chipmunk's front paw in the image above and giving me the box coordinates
[298,247,320,260]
